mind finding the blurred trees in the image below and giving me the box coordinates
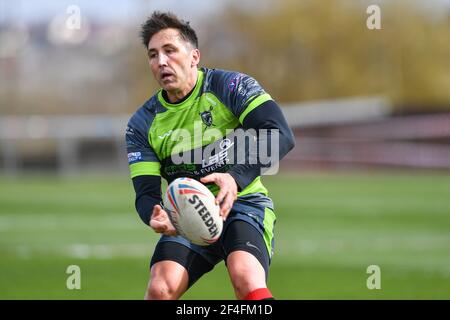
[200,0,450,113]
[123,39,159,113]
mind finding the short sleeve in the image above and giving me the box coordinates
[125,113,160,178]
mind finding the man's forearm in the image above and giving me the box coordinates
[132,175,162,225]
[135,194,160,225]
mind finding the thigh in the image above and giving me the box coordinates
[221,220,271,279]
[150,240,216,288]
[226,202,277,263]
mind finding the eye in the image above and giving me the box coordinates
[165,47,176,54]
[148,52,157,59]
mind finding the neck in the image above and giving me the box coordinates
[166,69,198,103]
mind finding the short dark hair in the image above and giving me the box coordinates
[140,11,198,49]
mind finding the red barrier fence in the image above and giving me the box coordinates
[285,114,450,169]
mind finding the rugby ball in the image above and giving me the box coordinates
[163,177,222,246]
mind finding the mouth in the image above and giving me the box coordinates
[160,71,175,82]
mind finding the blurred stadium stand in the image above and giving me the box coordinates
[283,97,450,170]
[282,96,390,127]
[0,115,128,175]
[286,113,450,170]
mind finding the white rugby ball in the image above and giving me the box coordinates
[163,177,222,246]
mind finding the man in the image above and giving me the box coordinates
[126,11,295,300]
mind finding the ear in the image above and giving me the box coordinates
[191,48,200,67]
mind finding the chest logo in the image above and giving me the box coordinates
[199,106,214,127]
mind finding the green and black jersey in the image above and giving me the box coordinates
[126,67,295,225]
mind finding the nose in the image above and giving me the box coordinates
[158,53,168,67]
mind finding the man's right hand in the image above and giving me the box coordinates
[149,205,178,236]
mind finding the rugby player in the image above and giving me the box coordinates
[126,11,295,300]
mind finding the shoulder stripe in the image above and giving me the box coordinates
[238,93,272,123]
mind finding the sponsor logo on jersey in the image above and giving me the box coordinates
[220,139,233,150]
[127,152,142,163]
[125,126,135,135]
[158,130,173,139]
[228,74,243,92]
[202,138,234,168]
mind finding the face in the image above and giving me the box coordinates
[147,28,200,96]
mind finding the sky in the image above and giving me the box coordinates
[1,0,450,24]
[0,0,226,24]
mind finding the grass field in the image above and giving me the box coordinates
[1,171,449,299]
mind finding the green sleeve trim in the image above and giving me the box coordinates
[263,207,276,259]
[129,162,160,178]
[237,176,268,197]
[238,93,272,124]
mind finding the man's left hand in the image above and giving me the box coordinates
[200,173,237,221]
